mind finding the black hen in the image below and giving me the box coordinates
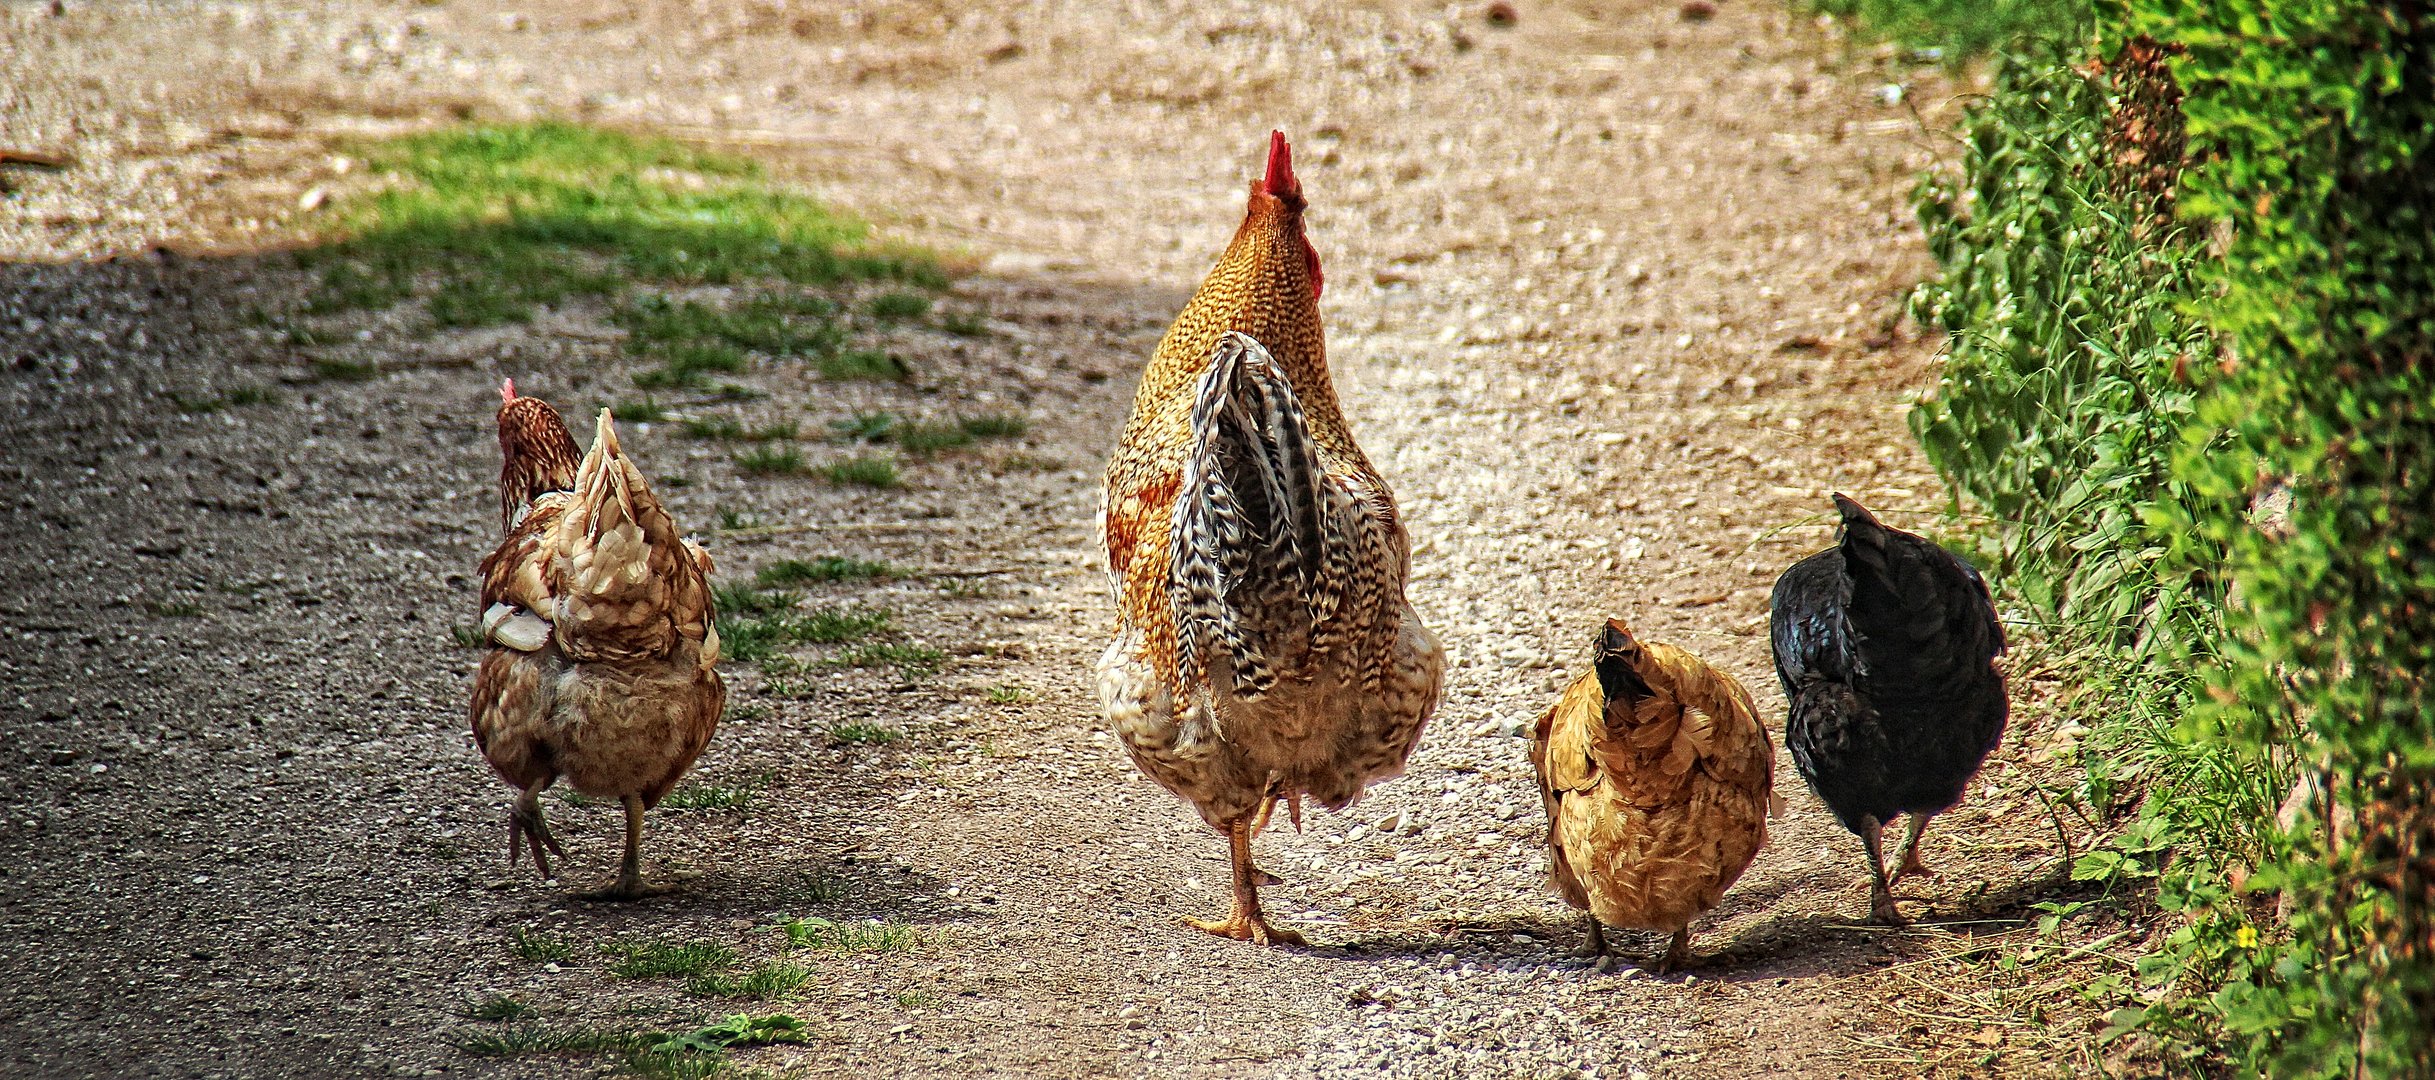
[1770,493,2006,923]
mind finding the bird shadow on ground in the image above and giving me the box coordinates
[1301,857,2095,984]
[1699,859,2096,982]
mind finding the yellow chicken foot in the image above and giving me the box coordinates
[1183,815,1306,946]
[1859,815,1904,925]
[1889,811,1938,888]
[507,779,565,878]
[580,795,653,901]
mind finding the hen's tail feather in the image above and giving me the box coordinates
[1169,333,1357,701]
[550,409,706,665]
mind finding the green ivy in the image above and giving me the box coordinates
[1891,1,2433,1074]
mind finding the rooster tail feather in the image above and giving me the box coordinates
[1168,332,1346,702]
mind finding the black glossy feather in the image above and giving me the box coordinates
[1769,494,2007,835]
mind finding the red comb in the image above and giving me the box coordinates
[500,377,517,403]
[1261,130,1299,200]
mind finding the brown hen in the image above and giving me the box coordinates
[1097,131,1445,945]
[1532,619,1775,972]
[470,381,723,899]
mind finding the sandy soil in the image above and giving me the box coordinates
[0,1,2096,1077]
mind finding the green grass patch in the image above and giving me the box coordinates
[683,960,812,1000]
[829,411,899,442]
[779,917,924,954]
[607,941,737,979]
[821,456,899,488]
[756,556,899,586]
[958,413,1029,440]
[509,928,575,963]
[618,292,845,360]
[722,702,771,724]
[829,722,902,746]
[454,1023,644,1057]
[832,412,1024,455]
[817,348,907,381]
[464,993,536,1022]
[790,606,894,643]
[662,773,771,813]
[301,122,940,326]
[310,358,377,382]
[716,605,892,664]
[787,870,849,905]
[938,310,989,337]
[985,684,1032,705]
[835,641,944,677]
[733,446,806,476]
[865,290,933,321]
[646,1014,808,1056]
[891,421,973,455]
[611,399,669,422]
[712,581,801,616]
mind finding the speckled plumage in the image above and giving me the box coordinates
[1532,621,1774,972]
[1097,132,1444,944]
[469,393,722,899]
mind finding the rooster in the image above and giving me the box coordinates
[1770,493,2006,924]
[470,380,723,899]
[1097,131,1445,945]
[1532,620,1775,972]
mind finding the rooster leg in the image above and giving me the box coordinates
[1656,928,1692,975]
[1183,815,1305,946]
[506,779,566,879]
[1889,812,1938,888]
[580,795,651,901]
[1241,800,1284,886]
[1578,916,1608,959]
[1859,815,1904,925]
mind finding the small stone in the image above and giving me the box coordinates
[1679,0,1717,21]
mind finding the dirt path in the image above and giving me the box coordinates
[2,2,2077,1078]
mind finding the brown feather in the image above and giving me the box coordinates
[1531,623,1774,944]
[470,404,722,823]
[1097,134,1443,839]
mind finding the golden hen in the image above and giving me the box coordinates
[1098,131,1445,946]
[470,381,723,899]
[1532,619,1774,972]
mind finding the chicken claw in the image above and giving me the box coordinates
[577,795,657,902]
[1655,929,1693,975]
[1577,917,1609,959]
[1184,909,1307,947]
[1888,811,1939,889]
[506,782,566,879]
[1186,815,1305,946]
